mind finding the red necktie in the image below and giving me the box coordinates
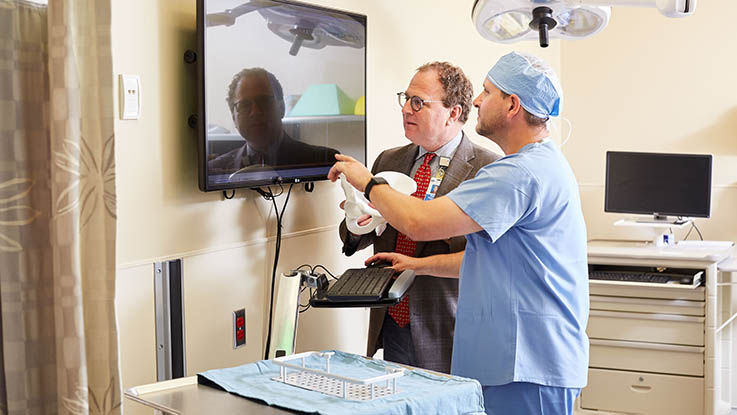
[387,152,436,328]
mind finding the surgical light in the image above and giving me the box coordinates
[483,10,531,41]
[206,0,364,56]
[556,8,606,37]
[472,0,697,47]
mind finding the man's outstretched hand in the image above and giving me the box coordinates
[328,153,373,192]
[365,252,419,273]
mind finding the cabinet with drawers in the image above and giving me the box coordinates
[576,243,734,415]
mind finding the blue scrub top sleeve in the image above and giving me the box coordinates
[446,162,535,242]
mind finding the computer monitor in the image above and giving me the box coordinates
[604,151,712,222]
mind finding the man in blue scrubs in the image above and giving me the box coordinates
[328,51,589,414]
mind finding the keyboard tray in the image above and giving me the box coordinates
[588,264,703,287]
[310,269,416,309]
[325,267,395,302]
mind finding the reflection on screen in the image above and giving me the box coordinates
[202,0,366,190]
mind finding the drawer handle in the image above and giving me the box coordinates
[630,385,652,393]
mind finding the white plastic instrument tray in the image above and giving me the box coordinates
[272,351,404,401]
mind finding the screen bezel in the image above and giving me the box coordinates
[195,0,368,192]
[604,151,713,218]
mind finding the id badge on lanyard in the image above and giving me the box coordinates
[424,156,450,201]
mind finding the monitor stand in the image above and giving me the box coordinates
[634,214,689,226]
[614,216,693,247]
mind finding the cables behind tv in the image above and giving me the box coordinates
[252,184,284,200]
[250,186,334,359]
[258,183,293,360]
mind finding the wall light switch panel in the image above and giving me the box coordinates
[119,74,141,120]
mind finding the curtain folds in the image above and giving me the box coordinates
[0,0,120,414]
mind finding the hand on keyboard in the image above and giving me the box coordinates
[367,260,393,268]
[365,252,416,273]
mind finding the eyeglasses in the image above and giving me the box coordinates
[233,95,277,114]
[397,92,442,112]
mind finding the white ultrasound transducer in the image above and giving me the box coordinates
[340,171,416,235]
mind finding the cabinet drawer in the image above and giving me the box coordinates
[590,339,704,376]
[590,283,705,301]
[581,368,703,415]
[590,295,704,316]
[587,310,704,346]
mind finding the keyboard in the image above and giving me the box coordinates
[325,267,396,302]
[589,270,677,284]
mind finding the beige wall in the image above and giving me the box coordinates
[561,2,737,243]
[112,0,560,265]
[112,1,552,413]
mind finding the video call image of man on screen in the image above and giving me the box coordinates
[208,67,339,175]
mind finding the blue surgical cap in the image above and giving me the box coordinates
[486,51,562,118]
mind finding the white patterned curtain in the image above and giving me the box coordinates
[0,0,120,414]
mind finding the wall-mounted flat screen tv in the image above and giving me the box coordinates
[195,0,367,191]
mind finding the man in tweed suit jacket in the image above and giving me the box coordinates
[339,62,500,373]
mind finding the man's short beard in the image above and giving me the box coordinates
[476,122,491,138]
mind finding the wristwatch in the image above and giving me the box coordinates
[364,176,388,202]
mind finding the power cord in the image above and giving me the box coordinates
[262,183,293,360]
[683,221,704,241]
[298,286,311,312]
[252,184,284,200]
[294,264,334,314]
[312,264,338,280]
[299,286,312,314]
